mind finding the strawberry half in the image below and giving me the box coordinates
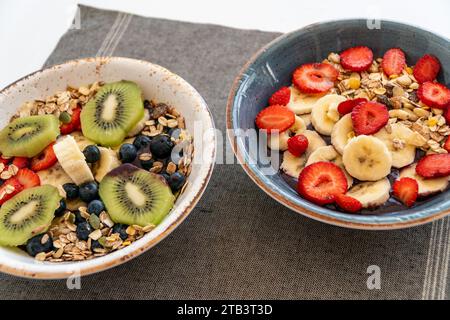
[417,82,450,109]
[335,193,362,213]
[30,143,57,172]
[337,98,367,115]
[292,63,338,94]
[339,46,373,72]
[0,178,24,205]
[445,107,450,125]
[15,168,41,189]
[287,134,308,157]
[0,156,10,166]
[393,177,418,207]
[416,154,450,178]
[269,86,291,106]
[60,107,82,135]
[381,48,406,76]
[413,54,441,84]
[12,157,30,169]
[351,101,389,135]
[255,105,295,133]
[443,137,450,153]
[297,162,348,205]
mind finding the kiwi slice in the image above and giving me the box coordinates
[81,81,144,147]
[0,185,61,246]
[0,115,60,157]
[99,164,174,227]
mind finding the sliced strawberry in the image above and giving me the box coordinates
[60,107,82,135]
[393,177,418,207]
[416,154,450,178]
[30,143,57,172]
[351,101,389,135]
[255,105,295,133]
[339,46,373,72]
[292,63,338,94]
[269,86,291,106]
[381,48,406,76]
[443,137,450,153]
[337,98,367,115]
[0,178,24,205]
[445,107,450,125]
[12,157,30,169]
[413,54,441,84]
[335,193,362,213]
[287,134,308,157]
[297,162,348,205]
[417,82,450,109]
[0,157,10,166]
[15,168,40,189]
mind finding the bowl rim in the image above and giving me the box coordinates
[226,18,450,230]
[0,56,216,278]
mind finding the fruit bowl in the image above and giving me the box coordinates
[0,57,215,278]
[227,19,450,230]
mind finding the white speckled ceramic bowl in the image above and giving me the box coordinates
[0,57,215,279]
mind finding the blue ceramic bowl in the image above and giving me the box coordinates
[227,19,450,230]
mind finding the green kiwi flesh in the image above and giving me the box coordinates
[99,164,175,227]
[0,115,60,157]
[0,185,61,246]
[80,81,144,147]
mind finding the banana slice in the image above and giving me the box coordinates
[287,86,324,115]
[93,147,121,182]
[346,178,391,208]
[342,135,392,181]
[311,94,347,135]
[305,145,353,188]
[267,116,306,151]
[399,164,449,196]
[299,114,311,127]
[290,115,306,133]
[37,163,73,197]
[302,130,326,158]
[53,135,94,185]
[127,109,150,137]
[280,150,306,178]
[71,131,94,151]
[268,131,290,151]
[374,123,416,168]
[331,114,354,154]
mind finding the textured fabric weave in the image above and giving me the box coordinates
[0,5,449,300]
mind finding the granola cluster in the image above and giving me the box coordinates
[325,53,450,154]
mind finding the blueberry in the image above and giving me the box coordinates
[91,240,103,250]
[168,172,186,192]
[133,135,152,150]
[83,145,101,163]
[74,210,85,224]
[143,99,152,109]
[119,143,137,163]
[63,183,79,200]
[167,128,181,139]
[76,222,92,241]
[79,181,99,203]
[87,200,105,215]
[150,135,174,159]
[160,172,170,183]
[54,199,67,217]
[140,158,154,170]
[112,224,128,240]
[26,234,53,257]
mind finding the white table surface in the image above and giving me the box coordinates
[0,0,449,90]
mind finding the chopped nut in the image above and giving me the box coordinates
[139,153,152,161]
[166,162,177,175]
[126,226,136,236]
